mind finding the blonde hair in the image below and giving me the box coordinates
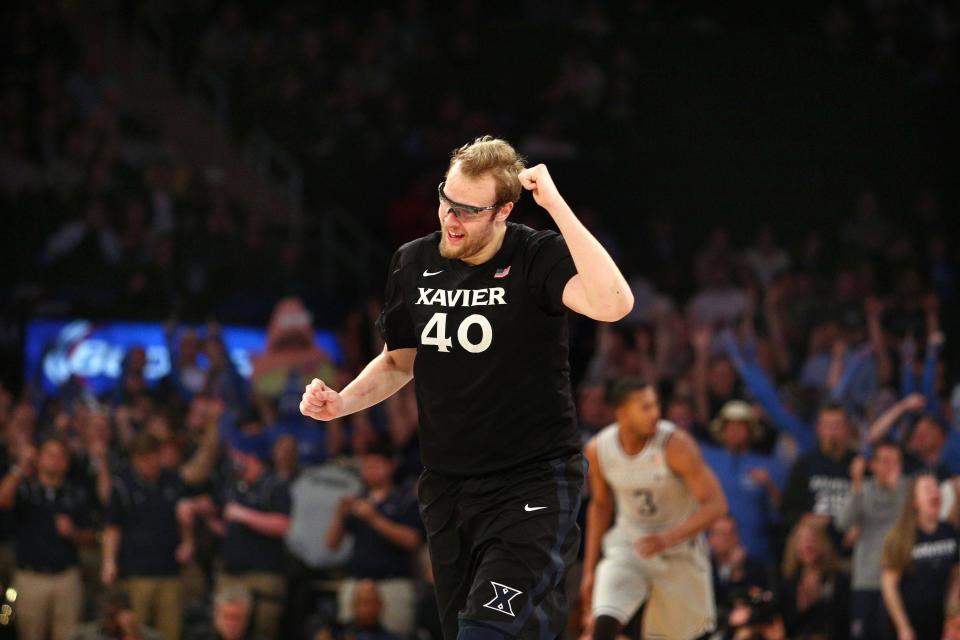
[882,474,931,573]
[781,520,842,579]
[447,135,526,205]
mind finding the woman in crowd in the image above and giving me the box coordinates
[880,473,960,640]
[779,520,850,639]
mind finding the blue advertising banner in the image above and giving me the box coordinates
[24,319,342,396]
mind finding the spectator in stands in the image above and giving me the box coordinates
[779,520,850,639]
[869,392,953,479]
[708,515,770,615]
[101,426,219,640]
[326,441,423,637]
[780,402,857,543]
[112,346,149,406]
[880,473,960,640]
[163,324,207,404]
[692,327,744,427]
[185,585,255,640]
[743,226,791,289]
[200,438,292,640]
[0,437,95,640]
[68,587,162,640]
[836,440,909,640]
[270,433,299,481]
[203,325,248,412]
[701,401,783,561]
[252,298,336,429]
[312,580,400,640]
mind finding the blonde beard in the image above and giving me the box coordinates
[439,223,495,260]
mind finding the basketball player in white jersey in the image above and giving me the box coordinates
[581,378,728,640]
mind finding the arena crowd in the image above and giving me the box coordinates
[1,1,958,639]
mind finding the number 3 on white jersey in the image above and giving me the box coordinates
[421,312,493,353]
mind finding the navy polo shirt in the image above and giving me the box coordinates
[346,484,424,579]
[221,471,291,574]
[13,480,91,572]
[105,468,184,577]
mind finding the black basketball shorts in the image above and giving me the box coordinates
[418,453,586,640]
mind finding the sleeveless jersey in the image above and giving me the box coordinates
[597,420,698,540]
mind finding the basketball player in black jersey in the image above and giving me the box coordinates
[300,136,633,640]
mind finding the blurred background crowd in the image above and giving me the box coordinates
[1,0,959,639]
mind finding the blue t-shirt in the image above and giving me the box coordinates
[701,445,784,561]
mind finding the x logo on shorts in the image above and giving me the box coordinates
[482,581,523,617]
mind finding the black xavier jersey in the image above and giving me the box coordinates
[376,222,581,476]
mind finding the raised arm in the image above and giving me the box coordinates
[517,165,633,322]
[881,569,914,640]
[867,393,925,444]
[762,281,792,375]
[721,330,815,451]
[180,405,223,486]
[691,325,713,425]
[636,430,727,558]
[301,346,416,421]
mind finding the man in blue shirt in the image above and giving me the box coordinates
[701,401,784,561]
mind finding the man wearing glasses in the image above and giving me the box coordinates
[301,136,633,640]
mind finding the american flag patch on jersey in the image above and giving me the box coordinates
[494,266,511,278]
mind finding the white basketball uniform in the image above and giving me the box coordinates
[592,420,716,640]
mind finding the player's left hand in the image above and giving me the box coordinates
[635,533,670,558]
[518,164,563,211]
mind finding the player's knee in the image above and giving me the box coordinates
[457,621,514,640]
[592,614,622,640]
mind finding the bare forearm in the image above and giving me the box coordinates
[665,496,727,548]
[339,351,414,417]
[882,571,911,632]
[548,201,633,320]
[868,402,907,443]
[326,515,347,549]
[0,472,21,509]
[96,467,111,506]
[103,526,121,566]
[237,510,290,538]
[176,501,195,545]
[368,514,421,551]
[181,418,221,485]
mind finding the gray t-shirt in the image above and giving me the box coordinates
[286,463,363,568]
[836,477,909,589]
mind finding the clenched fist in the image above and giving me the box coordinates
[300,378,344,421]
[517,164,564,211]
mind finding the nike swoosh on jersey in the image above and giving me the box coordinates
[423,269,443,277]
[524,504,547,512]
